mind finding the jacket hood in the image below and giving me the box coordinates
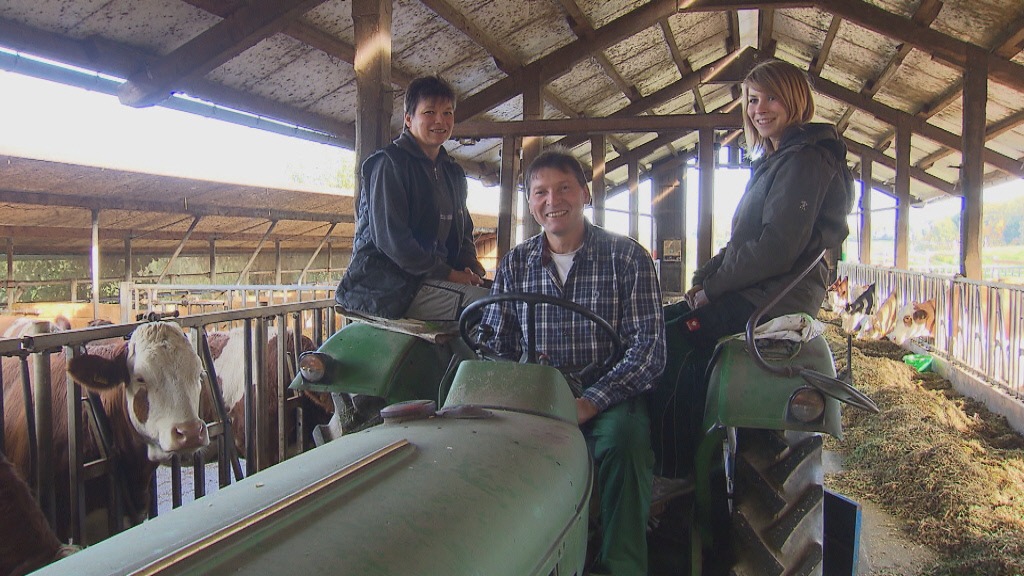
[778,123,848,165]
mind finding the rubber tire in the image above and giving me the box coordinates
[730,429,824,576]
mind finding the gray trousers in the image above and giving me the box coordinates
[405,279,489,327]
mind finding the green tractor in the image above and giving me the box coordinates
[38,259,876,575]
[287,256,877,575]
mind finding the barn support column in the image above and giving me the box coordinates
[299,223,338,284]
[895,122,911,269]
[697,128,715,267]
[122,237,132,284]
[961,46,986,280]
[591,135,606,226]
[274,240,282,285]
[237,221,278,285]
[6,238,13,308]
[859,157,873,264]
[209,239,217,284]
[352,0,393,207]
[497,136,516,260]
[157,217,201,284]
[521,70,543,239]
[91,209,100,320]
[652,164,685,293]
[628,158,640,240]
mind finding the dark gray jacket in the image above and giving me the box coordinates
[693,123,854,317]
[336,131,484,318]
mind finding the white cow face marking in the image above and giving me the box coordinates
[125,322,209,461]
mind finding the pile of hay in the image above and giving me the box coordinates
[821,315,1024,575]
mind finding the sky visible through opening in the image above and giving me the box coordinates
[2,63,1022,255]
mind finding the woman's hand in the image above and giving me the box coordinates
[685,285,709,309]
[448,267,484,286]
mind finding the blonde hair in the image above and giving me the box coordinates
[741,60,815,156]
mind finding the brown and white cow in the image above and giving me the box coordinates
[856,291,901,341]
[204,327,330,465]
[2,321,209,543]
[1,315,72,339]
[889,299,937,345]
[839,283,877,335]
[0,452,77,575]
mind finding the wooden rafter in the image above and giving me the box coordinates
[454,112,742,138]
[844,138,955,197]
[809,14,841,78]
[118,0,331,107]
[554,0,642,103]
[916,109,1024,171]
[992,18,1024,60]
[419,0,519,72]
[659,20,705,113]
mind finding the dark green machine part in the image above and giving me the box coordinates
[290,322,459,403]
[703,336,842,438]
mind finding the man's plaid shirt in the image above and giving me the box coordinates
[481,222,666,411]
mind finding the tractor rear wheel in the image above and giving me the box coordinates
[730,429,824,576]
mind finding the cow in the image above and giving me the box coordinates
[0,451,77,575]
[889,300,937,345]
[1,315,72,339]
[839,283,877,335]
[856,291,901,341]
[2,321,209,543]
[203,327,330,465]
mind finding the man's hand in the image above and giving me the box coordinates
[448,267,484,286]
[576,398,599,425]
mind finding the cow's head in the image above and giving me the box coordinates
[68,322,209,462]
[889,300,937,345]
[827,276,849,312]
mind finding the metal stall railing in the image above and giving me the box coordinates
[0,298,341,546]
[839,263,1023,401]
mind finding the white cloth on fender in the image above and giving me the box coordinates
[737,312,825,342]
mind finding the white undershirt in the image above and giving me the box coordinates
[550,248,579,284]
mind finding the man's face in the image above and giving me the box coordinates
[405,96,455,154]
[528,166,591,240]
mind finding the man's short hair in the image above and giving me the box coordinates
[404,75,456,115]
[524,147,588,191]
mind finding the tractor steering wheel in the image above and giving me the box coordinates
[459,292,624,380]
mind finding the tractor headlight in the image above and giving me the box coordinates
[788,387,826,423]
[298,352,330,382]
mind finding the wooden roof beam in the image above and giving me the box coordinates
[555,0,642,103]
[916,109,1024,171]
[458,0,680,121]
[844,138,956,197]
[118,0,331,107]
[660,20,705,113]
[0,188,352,224]
[992,17,1024,60]
[419,0,519,73]
[813,76,1024,181]
[820,0,1024,93]
[758,9,776,56]
[454,112,742,139]
[809,14,841,78]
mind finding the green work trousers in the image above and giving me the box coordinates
[584,397,654,576]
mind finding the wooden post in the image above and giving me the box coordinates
[6,238,13,308]
[961,46,986,280]
[274,240,282,285]
[352,0,393,207]
[895,122,911,270]
[123,237,133,283]
[697,128,715,267]
[497,135,516,260]
[628,159,640,240]
[652,164,684,293]
[209,239,217,284]
[91,209,100,320]
[591,135,606,227]
[521,70,542,239]
[859,158,873,264]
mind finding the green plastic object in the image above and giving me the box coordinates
[902,353,933,373]
[444,360,578,425]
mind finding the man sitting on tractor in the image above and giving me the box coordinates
[480,148,666,576]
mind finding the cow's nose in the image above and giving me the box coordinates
[171,420,209,451]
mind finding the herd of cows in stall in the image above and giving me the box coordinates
[0,278,935,575]
[1,316,329,575]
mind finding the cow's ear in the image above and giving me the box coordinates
[68,352,130,391]
[913,309,928,322]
